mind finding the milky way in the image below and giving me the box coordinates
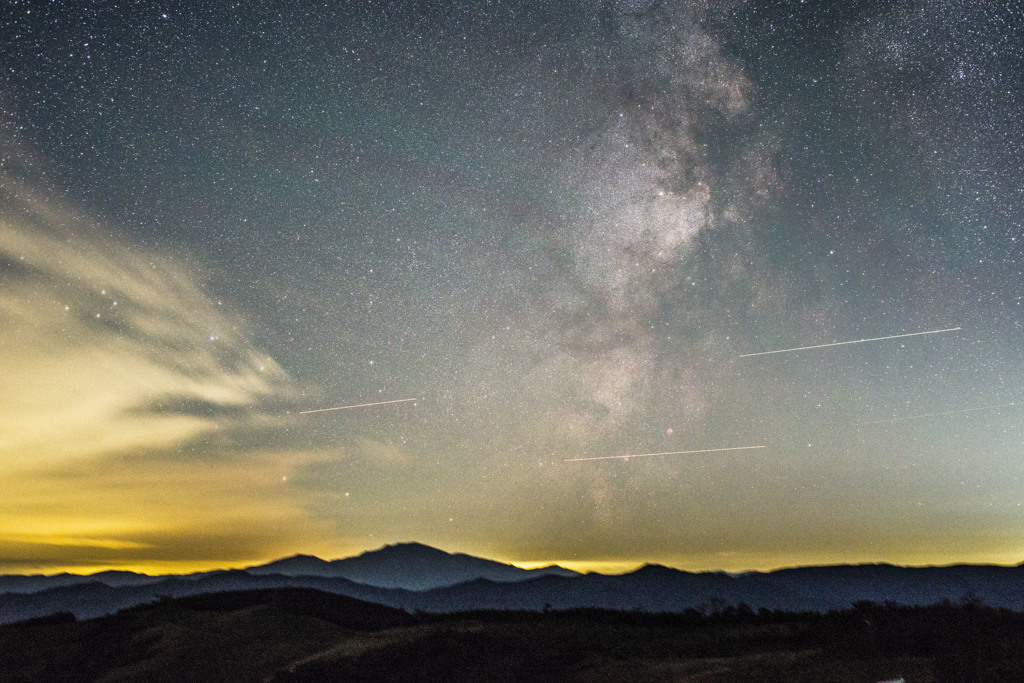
[1,0,1022,573]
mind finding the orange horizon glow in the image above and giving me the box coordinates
[5,543,1022,579]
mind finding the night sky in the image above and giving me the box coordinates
[2,0,1023,575]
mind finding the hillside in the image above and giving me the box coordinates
[2,588,1023,682]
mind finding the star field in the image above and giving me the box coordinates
[1,0,1022,574]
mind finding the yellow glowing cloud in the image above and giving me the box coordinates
[0,181,293,471]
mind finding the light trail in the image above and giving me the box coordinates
[299,398,418,414]
[565,445,766,462]
[739,327,960,358]
[855,401,1022,426]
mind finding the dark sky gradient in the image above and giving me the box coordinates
[1,0,1022,574]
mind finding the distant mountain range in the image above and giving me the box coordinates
[1,542,1022,625]
[0,543,576,597]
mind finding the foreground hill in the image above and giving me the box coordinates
[1,588,1022,682]
[0,589,411,683]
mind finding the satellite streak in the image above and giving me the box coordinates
[739,327,960,358]
[299,398,418,414]
[855,402,1022,426]
[565,445,766,462]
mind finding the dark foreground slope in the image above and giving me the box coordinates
[2,588,1024,682]
[0,588,410,683]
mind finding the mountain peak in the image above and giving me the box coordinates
[631,563,679,576]
[246,554,331,576]
[366,542,451,557]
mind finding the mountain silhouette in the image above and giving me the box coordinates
[245,542,579,590]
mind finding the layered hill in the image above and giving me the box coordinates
[2,543,1022,625]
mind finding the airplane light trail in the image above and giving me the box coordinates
[299,398,418,414]
[565,445,766,462]
[855,402,1022,426]
[739,327,960,358]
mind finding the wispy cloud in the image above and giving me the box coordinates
[0,180,334,571]
[0,180,296,469]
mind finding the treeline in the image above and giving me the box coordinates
[276,600,1024,683]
